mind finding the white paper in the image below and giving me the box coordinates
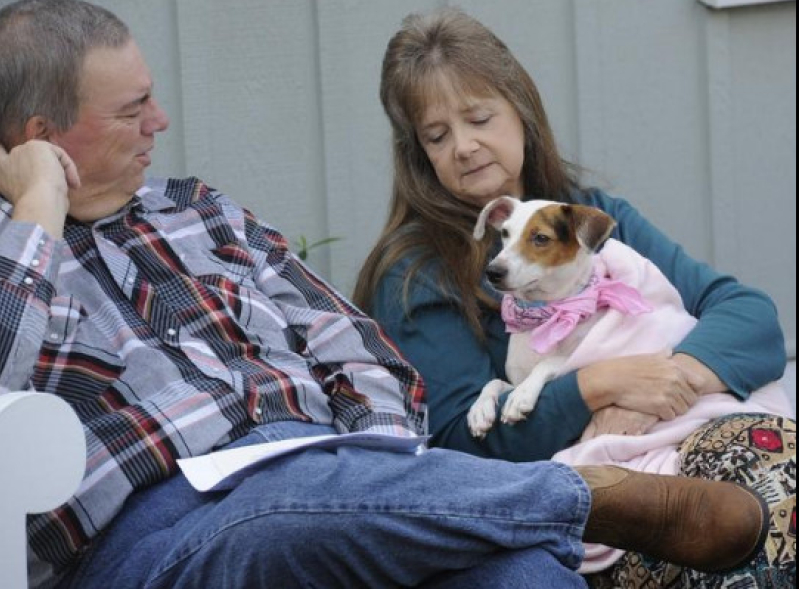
[177,432,429,492]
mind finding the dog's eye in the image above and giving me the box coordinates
[501,228,510,239]
[531,233,551,246]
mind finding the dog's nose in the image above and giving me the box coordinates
[485,265,507,286]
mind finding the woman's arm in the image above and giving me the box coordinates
[586,190,787,398]
[573,191,786,436]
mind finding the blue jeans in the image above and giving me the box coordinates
[62,422,589,588]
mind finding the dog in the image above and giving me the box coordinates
[467,196,790,441]
[467,196,655,438]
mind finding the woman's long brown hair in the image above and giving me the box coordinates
[353,7,579,338]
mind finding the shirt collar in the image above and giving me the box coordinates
[89,182,175,229]
[136,183,177,212]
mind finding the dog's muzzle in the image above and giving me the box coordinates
[485,264,507,287]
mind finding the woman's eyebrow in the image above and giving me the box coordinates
[419,102,489,130]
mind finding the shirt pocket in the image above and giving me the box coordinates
[43,295,84,344]
[33,296,126,401]
[195,274,291,350]
[180,241,256,286]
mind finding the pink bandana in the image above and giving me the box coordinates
[501,273,652,354]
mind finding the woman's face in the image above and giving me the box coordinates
[415,80,525,208]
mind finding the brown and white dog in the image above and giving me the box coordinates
[468,196,793,572]
[468,196,622,438]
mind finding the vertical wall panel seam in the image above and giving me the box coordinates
[572,0,605,179]
[704,11,739,273]
[167,0,187,177]
[310,0,332,280]
[174,0,212,180]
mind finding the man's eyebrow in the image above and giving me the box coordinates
[119,89,153,111]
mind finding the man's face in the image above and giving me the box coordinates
[50,39,169,221]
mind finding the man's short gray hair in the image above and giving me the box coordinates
[0,0,130,147]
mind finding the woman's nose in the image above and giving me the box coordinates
[453,128,478,158]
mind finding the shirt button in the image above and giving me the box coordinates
[23,277,34,285]
[31,259,40,267]
[38,239,46,247]
[166,328,177,336]
[254,406,263,416]
[127,277,135,284]
[50,333,60,341]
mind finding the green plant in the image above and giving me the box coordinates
[293,235,342,261]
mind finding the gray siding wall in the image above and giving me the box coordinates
[3,0,795,356]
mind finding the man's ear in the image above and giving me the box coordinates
[22,116,51,141]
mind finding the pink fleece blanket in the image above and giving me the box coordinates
[546,239,793,573]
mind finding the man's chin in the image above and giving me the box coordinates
[69,189,139,222]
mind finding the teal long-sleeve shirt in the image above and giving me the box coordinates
[369,190,787,462]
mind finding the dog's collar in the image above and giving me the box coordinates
[510,274,597,310]
[501,273,652,354]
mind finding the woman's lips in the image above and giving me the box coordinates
[464,162,493,176]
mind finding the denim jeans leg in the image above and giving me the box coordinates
[423,546,589,589]
[64,422,589,588]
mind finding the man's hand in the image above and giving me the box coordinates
[0,140,80,239]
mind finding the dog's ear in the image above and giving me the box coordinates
[562,205,616,251]
[473,196,517,240]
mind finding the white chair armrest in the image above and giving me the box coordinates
[0,392,85,589]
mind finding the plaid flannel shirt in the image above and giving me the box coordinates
[0,177,426,587]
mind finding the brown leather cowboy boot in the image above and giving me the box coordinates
[576,465,769,573]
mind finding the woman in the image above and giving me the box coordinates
[354,8,795,588]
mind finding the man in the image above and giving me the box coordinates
[0,2,769,588]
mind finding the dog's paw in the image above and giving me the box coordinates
[501,388,540,424]
[467,397,498,438]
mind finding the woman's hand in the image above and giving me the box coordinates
[580,405,659,442]
[671,352,727,395]
[0,140,79,239]
[577,350,704,420]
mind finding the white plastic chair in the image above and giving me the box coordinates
[0,392,85,589]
